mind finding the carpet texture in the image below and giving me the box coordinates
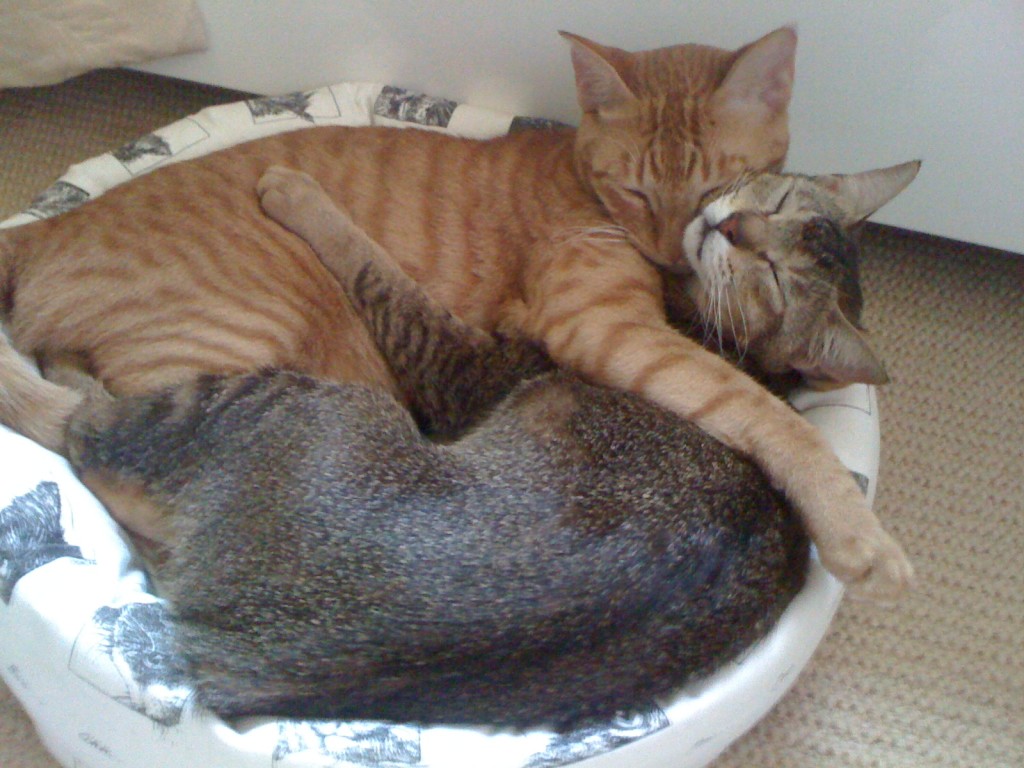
[0,68,1021,768]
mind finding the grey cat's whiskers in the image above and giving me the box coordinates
[728,290,751,363]
[702,279,728,356]
[701,278,751,362]
[710,260,735,356]
[713,290,726,355]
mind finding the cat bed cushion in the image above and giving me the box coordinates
[0,83,875,768]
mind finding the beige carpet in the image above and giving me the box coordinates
[1,69,1022,768]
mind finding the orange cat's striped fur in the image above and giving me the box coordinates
[0,28,912,599]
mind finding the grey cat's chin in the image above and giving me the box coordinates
[680,217,710,274]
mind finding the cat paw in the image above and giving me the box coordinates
[496,299,532,336]
[256,165,340,238]
[818,525,914,603]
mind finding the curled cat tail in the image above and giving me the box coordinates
[0,329,83,455]
[0,229,80,452]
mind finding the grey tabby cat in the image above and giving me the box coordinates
[28,159,913,730]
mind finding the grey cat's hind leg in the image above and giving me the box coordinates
[77,464,178,549]
[61,369,183,547]
[258,166,552,437]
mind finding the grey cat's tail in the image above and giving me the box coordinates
[0,333,82,454]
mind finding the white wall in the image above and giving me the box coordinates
[139,1,1024,254]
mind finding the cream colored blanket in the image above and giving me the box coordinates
[0,0,206,88]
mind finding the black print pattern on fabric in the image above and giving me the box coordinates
[0,481,83,602]
[247,92,318,123]
[509,116,572,133]
[374,86,457,128]
[524,706,670,768]
[69,602,191,726]
[272,721,422,767]
[25,181,90,219]
[112,134,173,166]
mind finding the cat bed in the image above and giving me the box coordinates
[0,83,877,768]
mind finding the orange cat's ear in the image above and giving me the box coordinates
[796,308,889,386]
[560,31,637,114]
[817,161,922,226]
[715,26,797,116]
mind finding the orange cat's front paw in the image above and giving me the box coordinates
[819,525,914,603]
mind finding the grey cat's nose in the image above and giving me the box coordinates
[714,213,741,245]
[714,213,768,250]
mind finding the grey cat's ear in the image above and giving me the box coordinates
[819,161,922,225]
[715,26,797,115]
[560,31,637,114]
[796,309,889,386]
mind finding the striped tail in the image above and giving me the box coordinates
[0,333,82,454]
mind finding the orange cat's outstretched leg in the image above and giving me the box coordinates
[518,236,913,602]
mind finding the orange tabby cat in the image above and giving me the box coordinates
[0,28,912,599]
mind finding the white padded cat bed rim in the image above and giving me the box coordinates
[0,82,874,768]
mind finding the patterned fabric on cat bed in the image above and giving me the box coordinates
[0,83,873,768]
